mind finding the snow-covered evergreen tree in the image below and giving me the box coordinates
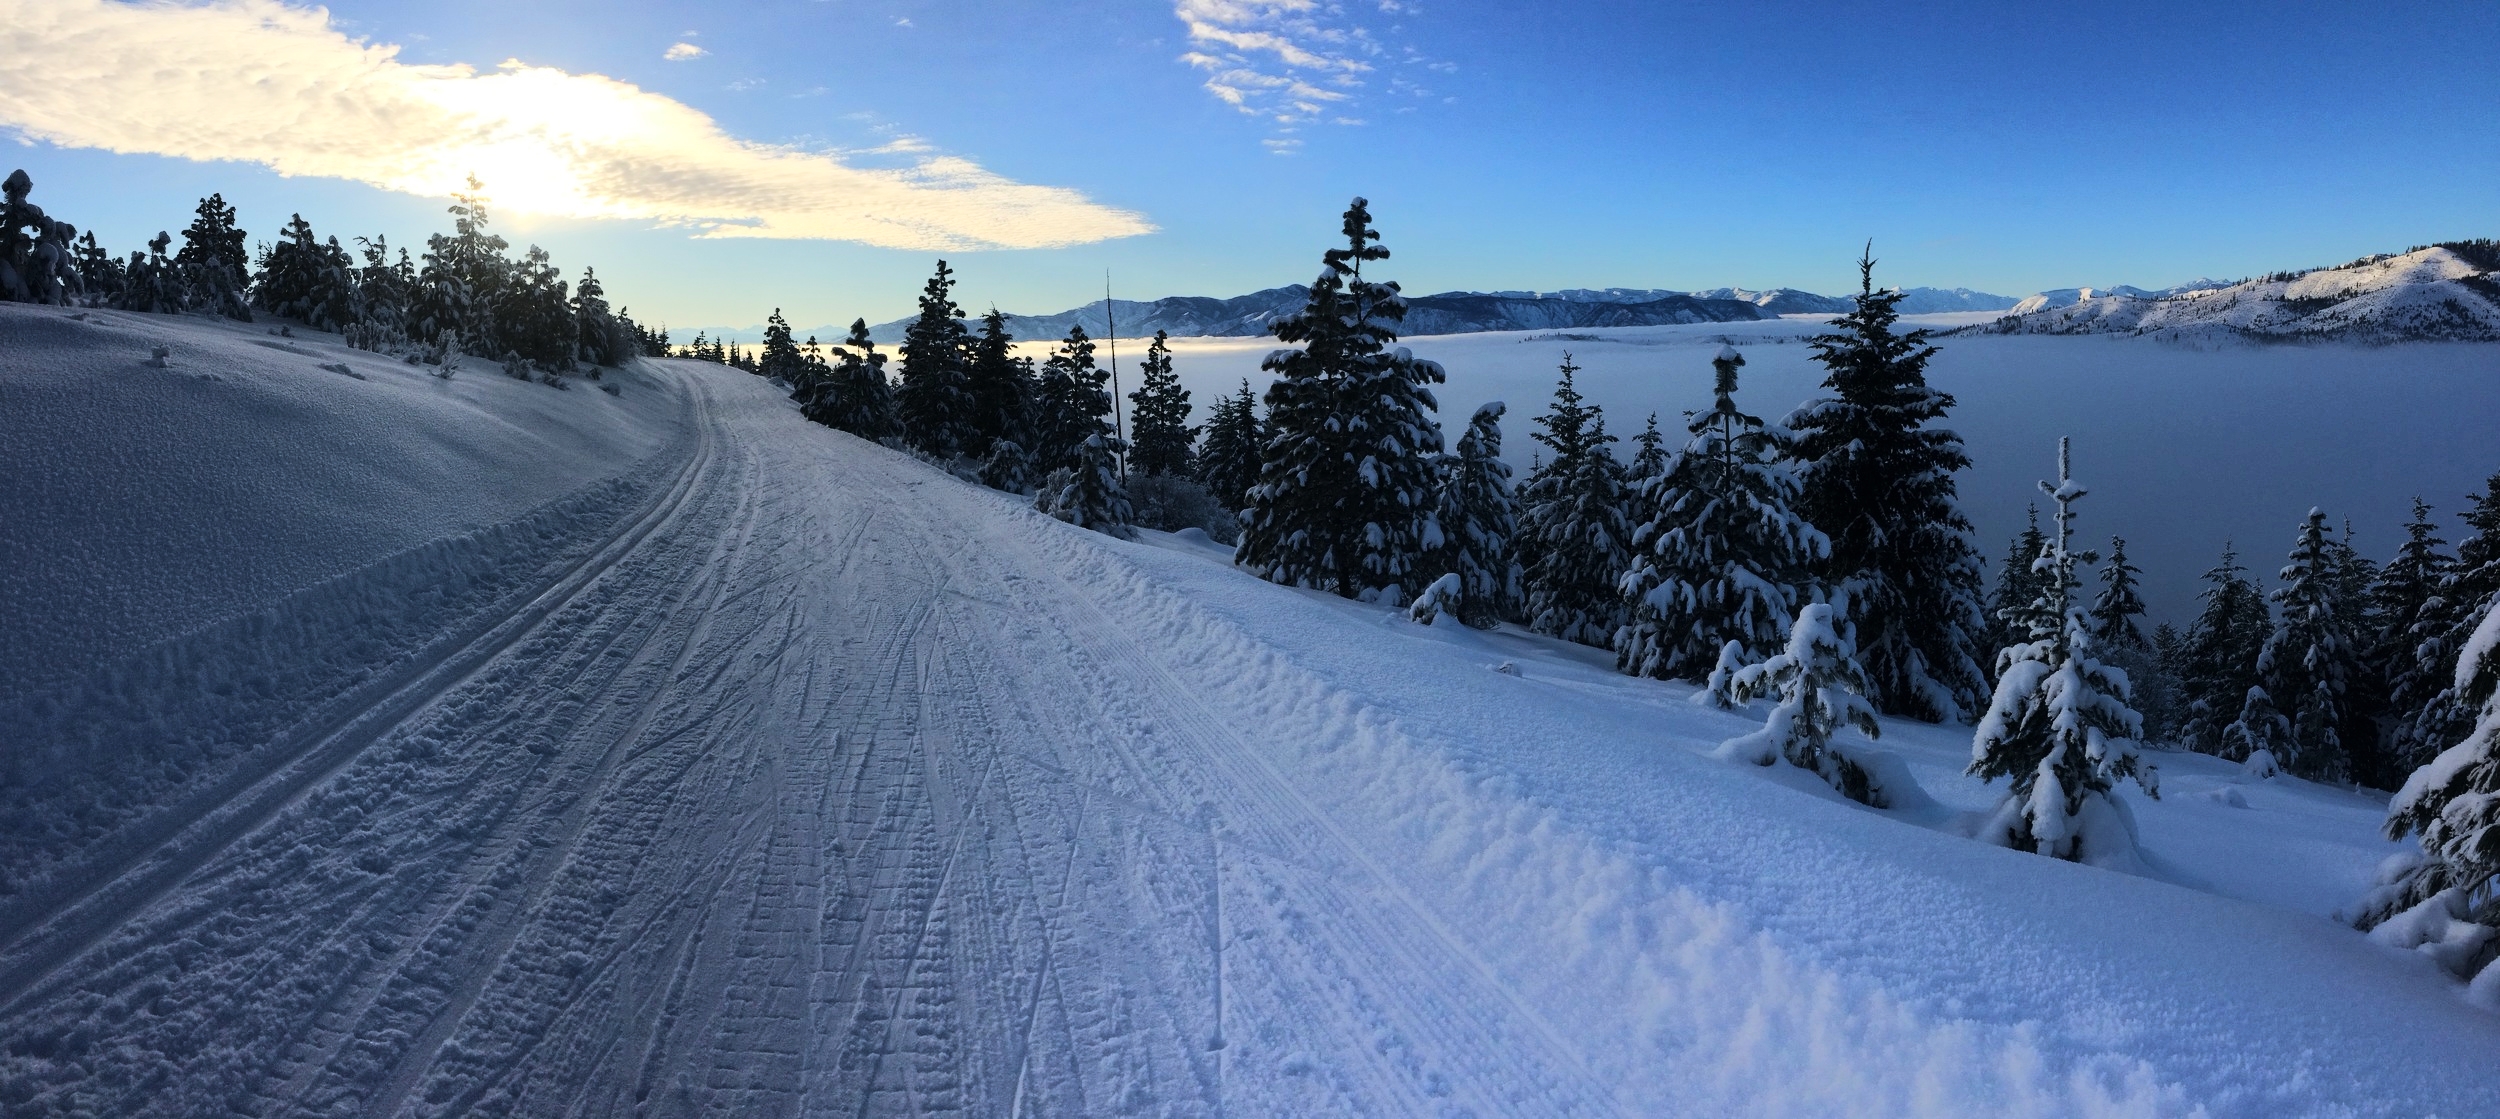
[2356,591,2500,1002]
[2174,544,2272,755]
[71,228,122,308]
[1520,356,1630,646]
[797,319,899,441]
[757,308,805,383]
[0,169,81,306]
[2398,473,2500,774]
[1040,434,1135,539]
[1032,324,1116,475]
[1986,508,2053,673]
[1968,439,2154,863]
[895,260,979,457]
[413,178,508,350]
[489,245,575,371]
[2223,684,2292,770]
[1236,197,1446,602]
[2090,535,2152,651]
[2259,510,2358,782]
[570,267,629,368]
[175,192,252,320]
[1430,401,1523,629]
[2377,499,2458,771]
[250,213,354,330]
[1128,331,1195,477]
[965,309,1033,456]
[1628,413,1669,483]
[1786,247,1988,722]
[1717,602,1892,806]
[1194,380,1264,514]
[1618,345,1825,681]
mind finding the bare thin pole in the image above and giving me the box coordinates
[1105,270,1127,480]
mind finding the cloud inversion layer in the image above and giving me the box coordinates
[0,0,1153,251]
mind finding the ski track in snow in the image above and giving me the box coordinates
[3,354,2497,1116]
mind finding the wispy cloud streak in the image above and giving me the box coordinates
[1172,0,1446,152]
[0,0,1152,250]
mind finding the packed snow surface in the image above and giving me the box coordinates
[4,305,2499,1116]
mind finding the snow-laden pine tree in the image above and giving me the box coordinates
[1237,197,1447,602]
[966,309,1033,456]
[895,260,979,458]
[2090,536,2152,651]
[1785,246,1989,722]
[1031,324,1116,475]
[1429,401,1523,629]
[1968,439,2155,864]
[71,229,123,308]
[2355,589,2500,1004]
[1618,345,1825,681]
[2223,684,2292,770]
[1628,413,1669,483]
[1195,380,1264,514]
[1716,602,1893,806]
[0,169,81,306]
[2259,510,2358,782]
[2377,499,2458,771]
[251,213,354,330]
[1986,508,2053,671]
[757,309,805,382]
[1127,331,1195,477]
[797,319,899,441]
[175,192,252,320]
[2397,473,2500,772]
[412,178,509,351]
[1520,356,1630,646]
[570,267,629,368]
[2174,545,2272,755]
[1040,434,1136,539]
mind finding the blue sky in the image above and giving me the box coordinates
[5,0,2493,332]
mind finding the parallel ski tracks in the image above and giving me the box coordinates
[0,375,718,1019]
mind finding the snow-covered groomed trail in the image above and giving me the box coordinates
[4,348,2498,1116]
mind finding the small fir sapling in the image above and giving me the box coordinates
[1714,601,1893,807]
[1967,438,2157,865]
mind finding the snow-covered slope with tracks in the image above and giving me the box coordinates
[2,306,2496,1116]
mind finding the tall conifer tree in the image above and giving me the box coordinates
[2377,499,2458,771]
[965,309,1033,456]
[2090,536,2152,651]
[1237,197,1445,601]
[1520,356,1630,647]
[797,319,899,441]
[1430,401,1523,629]
[1785,247,1988,721]
[1618,346,1825,681]
[2175,544,2272,755]
[896,260,979,457]
[2261,510,2359,782]
[1127,331,1195,476]
[1195,380,1265,514]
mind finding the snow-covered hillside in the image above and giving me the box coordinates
[1979,245,2500,342]
[4,307,2498,1116]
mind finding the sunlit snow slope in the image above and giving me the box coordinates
[2,304,2496,1117]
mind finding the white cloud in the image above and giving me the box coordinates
[663,41,705,61]
[0,0,1151,251]
[1173,0,1446,142]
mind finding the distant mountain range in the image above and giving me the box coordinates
[1967,242,2500,343]
[699,244,2498,348]
[813,283,2018,345]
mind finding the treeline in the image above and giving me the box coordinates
[702,262,1232,540]
[0,168,663,378]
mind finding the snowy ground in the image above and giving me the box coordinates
[1111,318,2500,626]
[4,305,2498,1116]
